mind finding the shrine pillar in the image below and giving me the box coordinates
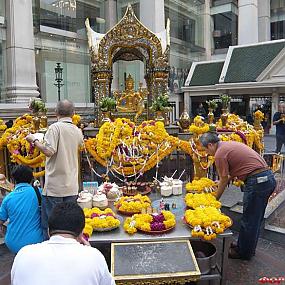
[270,87,280,135]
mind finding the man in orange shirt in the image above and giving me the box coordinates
[200,132,276,260]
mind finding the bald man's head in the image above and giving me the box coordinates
[56,100,75,117]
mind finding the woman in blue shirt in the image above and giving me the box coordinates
[0,165,43,253]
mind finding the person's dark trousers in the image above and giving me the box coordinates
[41,195,78,240]
[237,170,276,259]
[275,134,285,153]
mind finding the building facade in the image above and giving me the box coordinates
[0,0,284,121]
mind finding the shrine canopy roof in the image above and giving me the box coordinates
[85,4,170,58]
[185,39,285,89]
[186,60,225,87]
[222,40,285,83]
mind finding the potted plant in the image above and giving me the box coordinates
[219,94,231,127]
[206,99,218,124]
[150,94,172,122]
[219,94,231,111]
[29,98,48,130]
[99,97,116,122]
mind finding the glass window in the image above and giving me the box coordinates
[271,0,285,40]
[165,0,205,93]
[117,0,139,20]
[0,0,5,17]
[0,39,5,101]
[212,12,238,49]
[0,0,5,100]
[36,0,105,33]
[211,0,238,7]
[32,1,106,103]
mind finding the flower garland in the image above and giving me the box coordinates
[85,119,194,178]
[114,194,151,213]
[185,177,217,193]
[0,119,7,132]
[0,114,45,177]
[185,193,221,209]
[72,114,81,126]
[189,116,210,135]
[83,207,120,231]
[216,113,264,151]
[184,207,232,240]
[254,110,264,121]
[123,211,176,234]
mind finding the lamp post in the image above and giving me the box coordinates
[54,62,64,101]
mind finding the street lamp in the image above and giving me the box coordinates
[54,62,64,101]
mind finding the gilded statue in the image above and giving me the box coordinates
[114,74,148,122]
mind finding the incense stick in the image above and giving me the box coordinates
[178,169,185,180]
[171,169,177,178]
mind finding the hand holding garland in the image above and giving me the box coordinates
[26,134,54,157]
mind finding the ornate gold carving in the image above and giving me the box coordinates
[86,4,170,125]
[114,75,148,122]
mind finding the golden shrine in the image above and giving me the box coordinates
[85,4,170,124]
[113,75,148,122]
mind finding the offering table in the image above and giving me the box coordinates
[89,189,233,285]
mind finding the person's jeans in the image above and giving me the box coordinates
[41,195,78,240]
[275,135,285,153]
[237,170,276,259]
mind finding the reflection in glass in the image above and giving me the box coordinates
[38,0,105,33]
[0,39,5,100]
[213,12,237,50]
[0,0,5,17]
[31,1,107,103]
[164,0,205,92]
[271,0,285,40]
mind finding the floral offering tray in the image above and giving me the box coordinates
[116,208,140,216]
[93,225,120,232]
[93,215,123,232]
[137,226,175,235]
[182,216,233,229]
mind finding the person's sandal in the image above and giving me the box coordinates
[230,241,238,248]
[228,247,242,259]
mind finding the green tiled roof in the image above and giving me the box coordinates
[189,61,224,86]
[224,41,285,83]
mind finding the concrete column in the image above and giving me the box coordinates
[140,0,165,33]
[184,91,192,116]
[105,0,119,90]
[140,0,165,86]
[203,0,212,60]
[105,0,117,30]
[3,0,39,102]
[270,88,280,135]
[258,0,270,42]
[238,0,258,45]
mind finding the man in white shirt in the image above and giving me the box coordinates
[11,202,115,285]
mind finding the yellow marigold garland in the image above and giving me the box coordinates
[185,193,221,209]
[0,114,45,177]
[83,207,120,230]
[185,177,217,193]
[123,211,176,235]
[184,207,232,240]
[84,119,196,177]
[114,194,151,213]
